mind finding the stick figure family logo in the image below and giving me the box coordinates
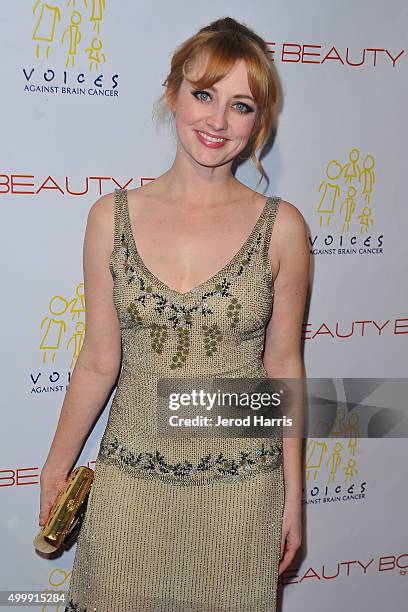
[39,282,85,369]
[306,410,360,486]
[303,377,406,503]
[317,148,376,234]
[32,0,107,71]
[305,378,367,488]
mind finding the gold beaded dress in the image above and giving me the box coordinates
[65,188,285,612]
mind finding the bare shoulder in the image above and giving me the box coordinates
[269,198,309,282]
[274,198,308,237]
[88,191,115,219]
[85,191,116,255]
[272,198,309,254]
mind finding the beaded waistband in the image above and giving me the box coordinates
[96,435,283,486]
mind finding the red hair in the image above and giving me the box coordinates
[154,17,280,187]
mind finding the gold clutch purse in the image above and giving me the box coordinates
[33,466,94,554]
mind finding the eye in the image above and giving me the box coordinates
[191,90,211,103]
[191,90,255,114]
[233,102,254,115]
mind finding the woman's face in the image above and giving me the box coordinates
[170,55,258,168]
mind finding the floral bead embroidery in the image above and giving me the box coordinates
[126,302,143,325]
[171,327,191,369]
[99,436,282,482]
[227,297,242,328]
[150,322,168,354]
[203,323,223,356]
[119,231,262,369]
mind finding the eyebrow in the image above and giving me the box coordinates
[204,84,255,102]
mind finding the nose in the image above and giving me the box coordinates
[205,103,228,132]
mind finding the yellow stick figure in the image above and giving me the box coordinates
[85,37,106,71]
[343,148,361,184]
[69,282,86,320]
[88,0,106,34]
[325,441,343,484]
[305,439,327,481]
[358,205,375,234]
[359,154,376,203]
[343,456,357,483]
[61,11,83,68]
[67,321,85,369]
[317,160,342,227]
[345,413,360,457]
[32,1,61,59]
[340,186,357,232]
[329,407,347,439]
[39,296,70,364]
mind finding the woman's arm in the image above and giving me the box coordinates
[41,192,122,477]
[262,199,310,573]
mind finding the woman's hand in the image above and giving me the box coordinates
[38,466,70,528]
[278,499,302,576]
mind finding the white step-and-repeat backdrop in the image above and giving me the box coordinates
[1,1,407,610]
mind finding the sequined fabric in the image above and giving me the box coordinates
[65,188,285,611]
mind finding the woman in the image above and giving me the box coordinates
[39,16,309,611]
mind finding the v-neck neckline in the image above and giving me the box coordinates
[121,188,272,298]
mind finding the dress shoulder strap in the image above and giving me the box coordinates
[259,196,280,275]
[112,188,127,250]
